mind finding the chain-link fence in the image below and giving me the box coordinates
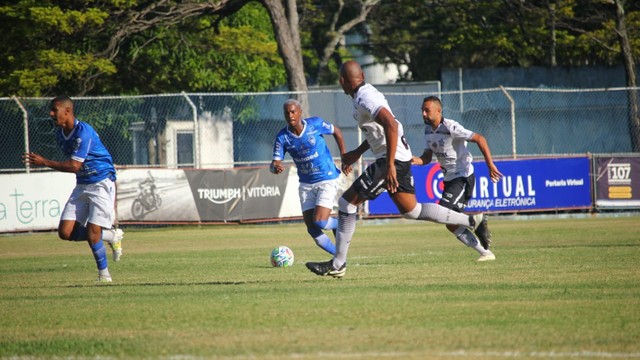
[2,86,638,172]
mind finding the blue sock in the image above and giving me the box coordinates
[315,217,339,237]
[89,240,108,271]
[326,217,338,230]
[314,217,338,230]
[308,226,336,255]
[70,226,88,241]
[314,234,336,255]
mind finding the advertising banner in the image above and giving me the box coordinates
[117,167,302,222]
[0,172,75,232]
[594,156,640,208]
[116,169,200,222]
[185,167,289,221]
[369,157,592,215]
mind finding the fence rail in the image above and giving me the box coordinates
[2,86,638,172]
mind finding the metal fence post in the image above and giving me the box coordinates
[181,92,200,168]
[499,86,517,159]
[12,96,30,173]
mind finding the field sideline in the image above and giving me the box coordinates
[1,215,639,359]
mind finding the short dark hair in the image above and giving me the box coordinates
[50,95,73,109]
[422,95,441,106]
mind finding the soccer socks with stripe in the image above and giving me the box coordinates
[333,198,358,269]
[307,226,336,255]
[70,226,117,245]
[404,203,472,227]
[314,217,338,231]
[453,226,491,255]
[89,240,109,271]
[314,234,336,255]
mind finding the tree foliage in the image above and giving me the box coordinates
[0,0,285,96]
[2,0,638,97]
[366,0,640,81]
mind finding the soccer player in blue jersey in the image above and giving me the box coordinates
[23,95,123,283]
[271,99,351,255]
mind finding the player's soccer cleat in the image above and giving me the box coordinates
[477,252,496,262]
[97,274,113,283]
[306,260,347,278]
[473,214,492,250]
[110,228,124,261]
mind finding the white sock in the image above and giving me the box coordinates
[333,197,358,269]
[406,203,472,227]
[453,226,490,255]
[98,268,111,277]
[102,229,115,244]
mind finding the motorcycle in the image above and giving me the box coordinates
[131,179,162,219]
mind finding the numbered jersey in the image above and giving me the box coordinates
[423,118,475,181]
[351,83,412,161]
[56,119,116,184]
[272,117,340,184]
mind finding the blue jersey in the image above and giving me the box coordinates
[272,117,340,184]
[56,119,116,184]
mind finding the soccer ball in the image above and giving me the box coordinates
[270,246,294,267]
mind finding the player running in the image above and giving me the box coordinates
[271,99,351,255]
[23,95,123,283]
[306,61,492,278]
[412,95,503,261]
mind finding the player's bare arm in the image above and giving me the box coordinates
[332,126,352,175]
[470,133,503,183]
[23,152,82,173]
[375,107,399,193]
[342,140,370,169]
[412,149,433,166]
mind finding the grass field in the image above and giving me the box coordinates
[1,215,639,359]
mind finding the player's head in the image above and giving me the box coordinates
[339,60,365,97]
[422,96,442,127]
[49,95,74,127]
[283,99,303,129]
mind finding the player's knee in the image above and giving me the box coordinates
[58,229,73,240]
[338,197,357,214]
[402,203,422,219]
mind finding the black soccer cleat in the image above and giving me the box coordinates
[305,260,346,278]
[474,214,492,250]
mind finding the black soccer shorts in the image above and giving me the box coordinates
[353,158,415,200]
[439,174,475,213]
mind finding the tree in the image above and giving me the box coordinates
[299,0,379,85]
[0,0,288,96]
[611,0,639,151]
[1,0,381,97]
[366,0,639,80]
[109,2,286,93]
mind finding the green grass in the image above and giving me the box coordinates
[1,216,639,359]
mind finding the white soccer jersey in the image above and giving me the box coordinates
[351,83,412,161]
[424,118,475,181]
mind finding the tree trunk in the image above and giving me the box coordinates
[261,0,309,113]
[613,0,640,152]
